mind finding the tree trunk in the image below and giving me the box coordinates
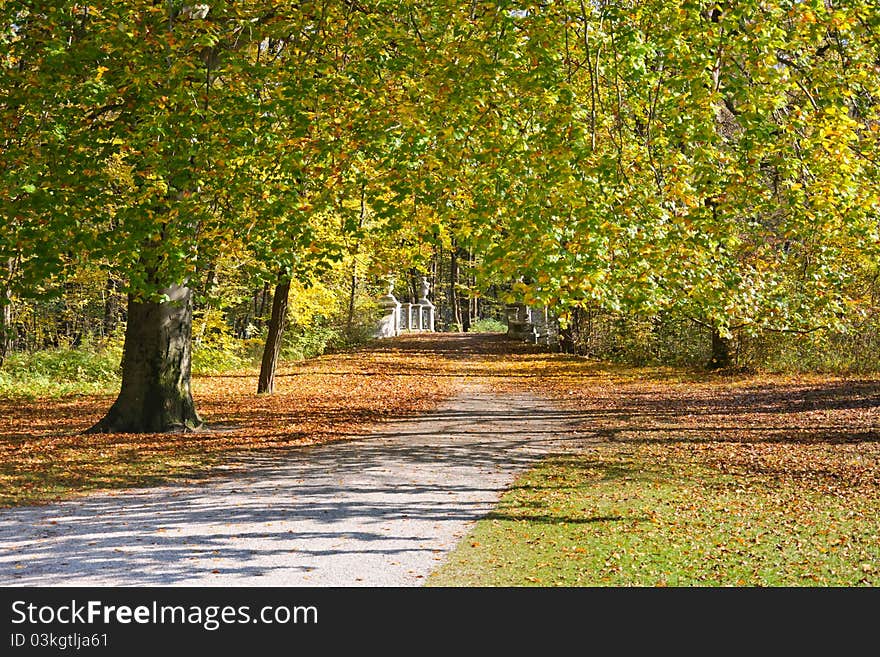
[0,283,11,366]
[346,183,366,337]
[102,275,120,338]
[458,247,472,332]
[468,251,478,324]
[257,281,271,321]
[257,278,291,395]
[88,284,201,433]
[560,307,582,355]
[346,267,358,335]
[450,246,462,331]
[708,328,732,370]
[434,246,445,326]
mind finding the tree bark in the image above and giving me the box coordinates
[0,286,11,367]
[450,246,462,331]
[257,278,291,395]
[346,265,358,335]
[257,281,271,322]
[102,275,120,338]
[560,307,584,355]
[458,247,472,332]
[87,284,202,433]
[346,183,366,337]
[708,328,732,370]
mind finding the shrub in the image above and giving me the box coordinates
[0,339,123,398]
[281,323,342,361]
[468,317,508,333]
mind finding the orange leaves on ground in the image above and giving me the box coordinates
[1,333,877,507]
[494,359,880,496]
[0,335,474,506]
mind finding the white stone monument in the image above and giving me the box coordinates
[375,276,434,337]
[374,280,401,338]
[417,276,435,332]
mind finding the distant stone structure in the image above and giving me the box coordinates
[374,277,435,338]
[504,303,557,346]
[375,281,401,338]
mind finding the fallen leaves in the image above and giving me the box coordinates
[490,358,880,497]
[0,335,475,507]
[2,333,879,586]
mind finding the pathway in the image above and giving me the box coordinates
[0,383,589,586]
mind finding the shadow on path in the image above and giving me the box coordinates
[0,385,584,586]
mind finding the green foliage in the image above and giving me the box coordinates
[280,323,341,362]
[739,318,880,375]
[469,0,880,347]
[560,309,712,367]
[191,305,255,374]
[191,341,253,376]
[3,0,879,386]
[0,340,122,398]
[562,308,880,373]
[468,318,508,334]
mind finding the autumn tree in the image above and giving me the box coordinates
[470,1,879,366]
[2,2,324,430]
[3,2,539,424]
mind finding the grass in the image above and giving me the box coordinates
[424,340,879,587]
[0,340,256,398]
[0,344,123,399]
[468,317,508,333]
[426,449,879,587]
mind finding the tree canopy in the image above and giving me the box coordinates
[2,1,878,428]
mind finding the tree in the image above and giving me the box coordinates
[4,1,532,426]
[3,2,313,431]
[470,1,879,366]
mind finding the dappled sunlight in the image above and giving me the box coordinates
[1,333,878,506]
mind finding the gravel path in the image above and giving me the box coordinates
[0,383,589,587]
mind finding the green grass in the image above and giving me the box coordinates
[0,345,123,398]
[427,450,880,587]
[0,340,258,398]
[468,318,508,333]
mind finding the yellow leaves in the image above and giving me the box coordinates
[94,66,109,81]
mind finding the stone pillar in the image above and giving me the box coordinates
[412,304,422,331]
[400,303,412,331]
[417,276,435,332]
[506,303,537,341]
[375,281,401,338]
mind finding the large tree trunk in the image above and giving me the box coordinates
[707,328,732,370]
[257,279,291,395]
[87,284,202,433]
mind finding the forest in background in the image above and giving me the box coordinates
[2,1,879,420]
